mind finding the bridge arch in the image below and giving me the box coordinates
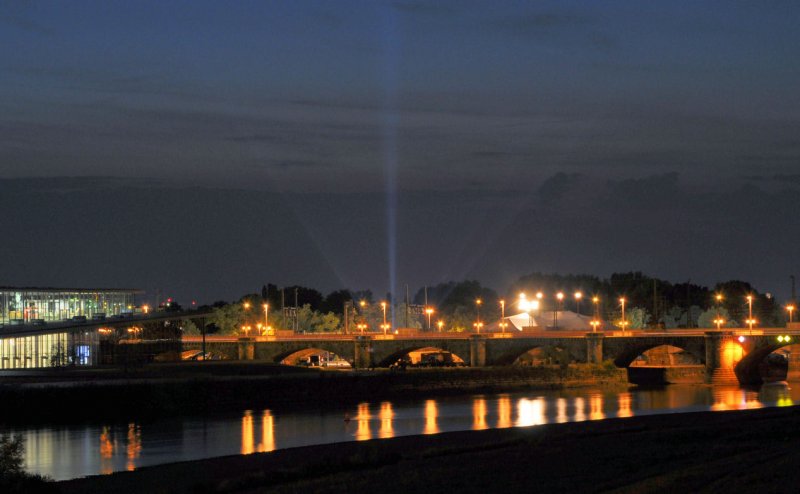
[264,342,355,366]
[276,347,352,367]
[613,342,704,368]
[497,345,574,366]
[376,345,467,367]
[734,340,794,385]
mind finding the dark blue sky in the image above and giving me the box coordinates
[2,1,799,303]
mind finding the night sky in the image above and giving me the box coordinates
[2,1,799,304]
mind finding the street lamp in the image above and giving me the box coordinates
[473,321,484,333]
[555,292,564,329]
[574,292,583,315]
[620,297,627,333]
[425,307,434,331]
[592,296,600,319]
[263,303,269,329]
[713,317,725,330]
[381,301,387,327]
[437,320,444,332]
[746,318,756,334]
[499,299,506,333]
[475,298,482,323]
[590,320,601,333]
[746,295,753,322]
[787,304,796,324]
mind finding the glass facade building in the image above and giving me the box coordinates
[0,287,140,326]
[0,331,98,369]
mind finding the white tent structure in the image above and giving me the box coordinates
[504,311,596,331]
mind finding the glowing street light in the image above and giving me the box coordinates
[473,321,484,333]
[425,307,434,331]
[475,298,482,323]
[381,301,387,327]
[713,317,725,330]
[263,303,269,328]
[592,296,600,319]
[437,320,444,332]
[746,295,753,321]
[746,318,757,334]
[574,291,583,315]
[619,297,627,333]
[590,320,601,333]
[787,304,796,324]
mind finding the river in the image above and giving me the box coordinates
[5,383,797,481]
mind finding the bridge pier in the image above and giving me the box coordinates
[704,331,739,385]
[470,335,486,367]
[585,333,604,364]
[237,338,255,361]
[353,336,373,369]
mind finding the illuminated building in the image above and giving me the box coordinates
[0,286,140,326]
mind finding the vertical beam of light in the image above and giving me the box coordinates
[382,6,399,327]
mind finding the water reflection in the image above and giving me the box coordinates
[356,403,372,441]
[126,423,141,471]
[617,393,633,418]
[472,398,488,430]
[516,398,545,427]
[589,394,605,421]
[497,395,512,428]
[13,383,800,481]
[424,400,439,434]
[556,398,567,423]
[259,411,275,452]
[379,402,394,438]
[573,397,586,422]
[241,410,254,454]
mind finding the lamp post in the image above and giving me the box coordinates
[555,292,564,329]
[475,298,482,323]
[590,320,600,333]
[574,291,583,316]
[499,299,506,333]
[425,307,434,331]
[620,297,627,334]
[263,303,269,329]
[592,296,600,319]
[746,295,753,322]
[437,320,444,332]
[714,317,725,330]
[381,301,387,328]
[787,304,795,324]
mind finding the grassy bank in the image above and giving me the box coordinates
[56,405,800,494]
[0,363,626,425]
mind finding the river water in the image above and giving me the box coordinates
[5,383,797,480]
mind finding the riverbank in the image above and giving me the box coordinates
[56,404,800,493]
[0,362,626,424]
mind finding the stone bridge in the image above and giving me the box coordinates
[184,328,800,385]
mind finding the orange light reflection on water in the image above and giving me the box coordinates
[241,410,254,454]
[126,423,142,471]
[259,410,275,452]
[497,395,512,428]
[379,402,394,438]
[556,398,567,423]
[356,403,372,441]
[589,394,605,421]
[617,393,633,418]
[424,400,439,434]
[472,398,488,430]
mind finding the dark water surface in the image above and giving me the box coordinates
[5,383,796,480]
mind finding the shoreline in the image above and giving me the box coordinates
[56,404,800,494]
[0,363,627,425]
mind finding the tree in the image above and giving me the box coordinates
[0,435,24,479]
[627,307,651,329]
[697,307,733,328]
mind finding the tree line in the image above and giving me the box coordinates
[182,272,790,335]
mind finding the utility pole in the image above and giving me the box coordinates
[686,280,691,329]
[404,284,410,328]
[652,279,658,329]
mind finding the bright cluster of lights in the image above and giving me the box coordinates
[777,335,793,343]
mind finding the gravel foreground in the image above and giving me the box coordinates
[57,405,800,494]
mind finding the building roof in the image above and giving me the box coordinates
[0,286,143,293]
